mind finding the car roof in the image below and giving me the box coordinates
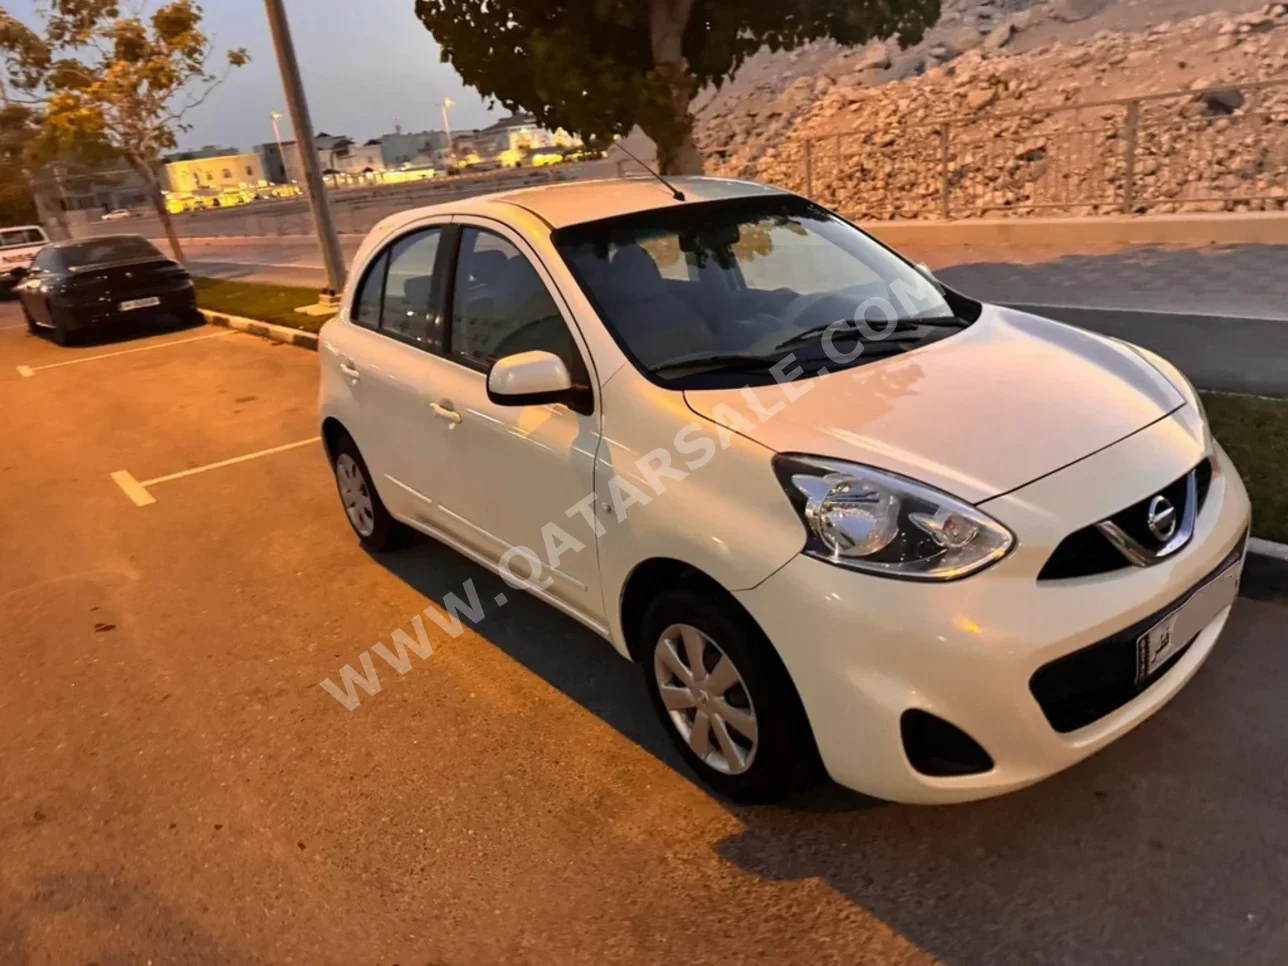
[47,233,151,248]
[381,176,792,234]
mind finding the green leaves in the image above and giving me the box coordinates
[414,0,940,173]
[0,0,249,171]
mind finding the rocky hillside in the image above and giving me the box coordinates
[694,1,1288,217]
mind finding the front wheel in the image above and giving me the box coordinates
[642,587,822,803]
[330,434,411,552]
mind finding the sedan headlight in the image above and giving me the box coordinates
[772,455,1015,581]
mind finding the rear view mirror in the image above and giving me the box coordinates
[487,350,575,407]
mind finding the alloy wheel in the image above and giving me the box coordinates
[335,453,376,537]
[653,623,759,775]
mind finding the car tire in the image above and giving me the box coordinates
[49,314,75,346]
[329,433,413,553]
[641,586,822,804]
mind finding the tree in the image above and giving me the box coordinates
[0,1,248,262]
[414,0,940,175]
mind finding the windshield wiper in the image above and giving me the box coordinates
[650,352,781,378]
[773,316,965,352]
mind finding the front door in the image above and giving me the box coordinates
[415,222,605,625]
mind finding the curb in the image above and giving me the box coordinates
[1243,539,1288,602]
[200,309,321,351]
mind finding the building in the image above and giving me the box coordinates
[164,152,265,193]
[256,141,289,184]
[275,135,390,184]
[472,113,581,158]
[165,145,241,162]
[380,129,448,167]
[35,159,152,214]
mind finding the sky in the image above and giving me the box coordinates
[4,0,503,150]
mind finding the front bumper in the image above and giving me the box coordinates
[734,421,1251,804]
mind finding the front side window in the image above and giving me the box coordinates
[380,228,442,346]
[555,197,965,388]
[29,248,58,272]
[449,228,587,384]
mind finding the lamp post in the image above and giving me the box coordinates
[263,0,346,297]
[442,96,456,163]
[270,109,287,183]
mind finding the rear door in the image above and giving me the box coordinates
[325,221,455,525]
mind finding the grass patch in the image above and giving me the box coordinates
[193,277,327,333]
[1203,392,1288,545]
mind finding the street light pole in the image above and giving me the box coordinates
[263,0,346,297]
[270,110,287,184]
[442,97,455,163]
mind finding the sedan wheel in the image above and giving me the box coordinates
[329,432,411,552]
[335,452,376,537]
[641,587,821,803]
[654,623,759,775]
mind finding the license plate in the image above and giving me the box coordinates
[119,296,161,312]
[1137,561,1242,680]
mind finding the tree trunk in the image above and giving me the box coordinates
[648,0,702,176]
[132,158,186,264]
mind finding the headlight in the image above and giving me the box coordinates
[772,455,1015,581]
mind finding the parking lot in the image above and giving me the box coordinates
[1,300,1286,965]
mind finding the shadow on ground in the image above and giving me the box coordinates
[381,535,1288,966]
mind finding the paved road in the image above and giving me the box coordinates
[183,234,1288,396]
[1,302,1286,964]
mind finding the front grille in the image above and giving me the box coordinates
[1030,534,1245,733]
[1038,458,1213,581]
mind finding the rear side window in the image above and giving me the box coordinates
[351,251,388,328]
[0,228,44,248]
[378,228,443,348]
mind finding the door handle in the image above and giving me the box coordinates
[430,401,462,425]
[339,361,360,380]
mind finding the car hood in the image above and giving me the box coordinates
[682,304,1185,503]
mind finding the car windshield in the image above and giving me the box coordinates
[60,236,164,270]
[554,196,965,387]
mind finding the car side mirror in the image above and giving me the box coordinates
[487,350,575,407]
[10,266,28,279]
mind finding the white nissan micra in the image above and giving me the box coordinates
[318,176,1250,804]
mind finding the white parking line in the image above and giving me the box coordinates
[111,436,321,506]
[16,329,235,376]
[0,322,27,331]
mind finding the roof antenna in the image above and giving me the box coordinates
[611,135,685,201]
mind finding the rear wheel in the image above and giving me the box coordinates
[330,434,412,552]
[641,586,822,803]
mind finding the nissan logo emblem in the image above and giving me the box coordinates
[1146,494,1178,542]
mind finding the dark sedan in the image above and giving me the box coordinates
[16,234,198,345]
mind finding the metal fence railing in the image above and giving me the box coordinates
[706,76,1288,219]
